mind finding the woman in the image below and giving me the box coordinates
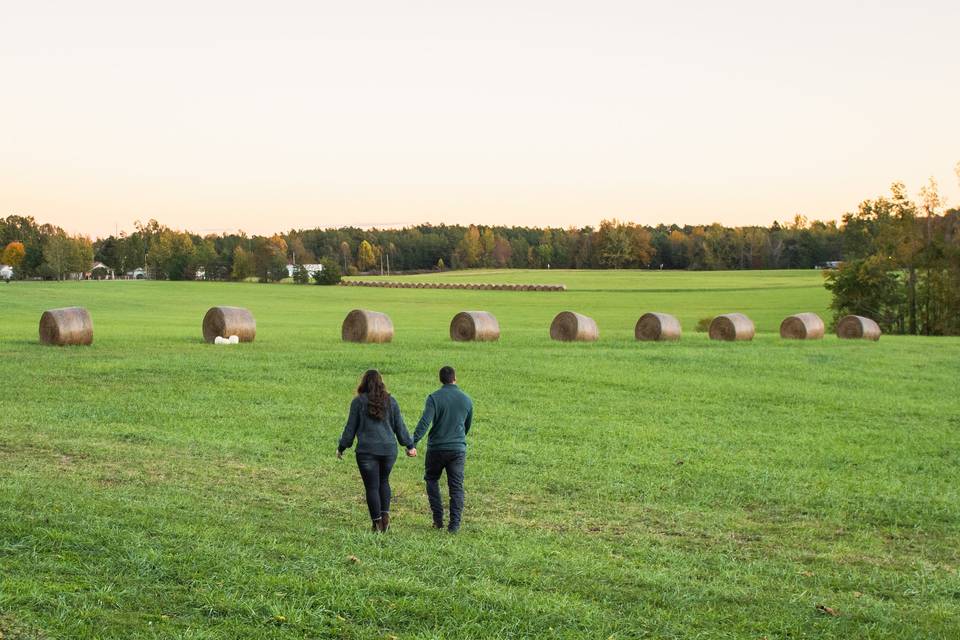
[337,369,417,532]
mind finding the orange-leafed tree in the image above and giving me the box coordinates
[2,241,25,268]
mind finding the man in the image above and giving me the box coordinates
[412,365,473,533]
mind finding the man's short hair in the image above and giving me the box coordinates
[439,366,456,384]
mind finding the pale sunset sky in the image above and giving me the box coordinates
[2,1,958,238]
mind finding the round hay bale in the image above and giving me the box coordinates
[203,306,256,343]
[39,307,93,346]
[780,312,825,340]
[836,315,881,341]
[342,309,394,343]
[450,311,500,342]
[635,312,681,341]
[550,311,598,342]
[708,313,755,341]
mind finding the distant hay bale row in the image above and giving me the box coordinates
[339,280,565,292]
[36,306,883,346]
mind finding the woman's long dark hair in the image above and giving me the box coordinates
[357,369,390,420]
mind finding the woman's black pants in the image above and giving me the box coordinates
[355,452,397,521]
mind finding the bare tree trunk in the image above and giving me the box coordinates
[908,265,917,335]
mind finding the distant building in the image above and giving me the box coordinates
[126,267,147,279]
[818,261,842,270]
[286,263,324,278]
[0,264,13,280]
[89,262,115,279]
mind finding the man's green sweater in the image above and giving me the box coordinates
[413,383,473,452]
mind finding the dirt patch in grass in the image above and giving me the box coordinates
[0,614,49,639]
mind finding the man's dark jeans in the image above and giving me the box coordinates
[424,449,466,530]
[356,453,396,521]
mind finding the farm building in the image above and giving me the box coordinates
[88,262,115,279]
[0,264,13,280]
[286,263,324,278]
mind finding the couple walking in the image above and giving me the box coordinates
[337,365,473,533]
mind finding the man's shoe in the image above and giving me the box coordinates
[447,525,460,534]
[432,520,444,529]
[381,512,390,532]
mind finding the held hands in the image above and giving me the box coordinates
[337,448,415,458]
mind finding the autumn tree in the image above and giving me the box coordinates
[287,234,316,264]
[595,220,630,268]
[254,235,289,282]
[454,226,482,268]
[339,241,352,273]
[357,240,377,271]
[492,236,512,267]
[2,241,26,270]
[231,246,254,280]
[480,228,496,266]
[627,224,655,267]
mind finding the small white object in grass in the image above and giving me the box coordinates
[229,335,240,344]
[214,336,229,345]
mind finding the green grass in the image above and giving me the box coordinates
[1,270,958,639]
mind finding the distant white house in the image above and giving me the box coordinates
[89,262,115,279]
[286,263,324,278]
[0,264,13,280]
[195,267,206,280]
[126,267,146,279]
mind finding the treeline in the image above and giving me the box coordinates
[2,216,847,282]
[3,165,958,335]
[826,176,960,335]
[0,217,93,280]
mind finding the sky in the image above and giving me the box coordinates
[2,0,958,239]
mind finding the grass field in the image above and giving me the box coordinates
[1,269,958,639]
